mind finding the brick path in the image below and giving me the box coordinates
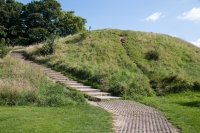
[98,100,179,133]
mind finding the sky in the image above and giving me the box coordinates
[18,0,200,47]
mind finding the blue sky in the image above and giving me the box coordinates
[18,0,200,47]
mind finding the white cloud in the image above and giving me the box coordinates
[172,35,178,37]
[177,7,200,23]
[145,12,164,21]
[190,38,200,47]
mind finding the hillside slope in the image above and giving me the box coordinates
[25,29,200,98]
[0,55,85,105]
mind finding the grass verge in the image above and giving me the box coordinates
[138,91,200,133]
[0,104,113,133]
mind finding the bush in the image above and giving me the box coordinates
[145,50,159,61]
[0,89,38,106]
[150,75,200,95]
[80,31,89,40]
[39,35,57,55]
[0,38,9,58]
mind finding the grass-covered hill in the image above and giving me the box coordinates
[25,29,200,99]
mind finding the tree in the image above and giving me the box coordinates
[0,0,87,45]
[0,38,9,58]
[0,0,24,45]
[56,11,87,36]
[22,0,61,44]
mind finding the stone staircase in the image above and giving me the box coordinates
[10,50,121,101]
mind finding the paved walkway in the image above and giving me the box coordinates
[10,50,179,133]
[98,100,179,133]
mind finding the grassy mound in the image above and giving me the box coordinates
[25,29,200,98]
[119,30,200,94]
[0,55,85,106]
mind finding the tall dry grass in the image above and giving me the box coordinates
[0,55,85,106]
[0,55,44,92]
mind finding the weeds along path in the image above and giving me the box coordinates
[10,50,179,133]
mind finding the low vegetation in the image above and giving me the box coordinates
[0,55,84,106]
[139,91,200,133]
[0,38,9,58]
[25,29,200,98]
[120,30,200,95]
[0,54,113,132]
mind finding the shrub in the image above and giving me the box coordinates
[39,35,57,55]
[194,81,200,91]
[0,89,38,106]
[145,50,160,61]
[0,38,9,58]
[80,31,89,40]
[66,87,85,103]
[150,75,200,95]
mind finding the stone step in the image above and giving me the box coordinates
[50,77,68,80]
[11,53,22,55]
[65,82,83,85]
[58,80,77,84]
[86,92,110,96]
[47,74,66,77]
[46,73,65,76]
[54,79,68,82]
[76,88,100,92]
[11,51,24,53]
[29,64,41,66]
[49,76,67,79]
[65,81,78,83]
[40,68,53,71]
[69,85,91,88]
[93,96,121,101]
[44,71,62,74]
[45,72,63,75]
[13,57,23,59]
[12,55,23,58]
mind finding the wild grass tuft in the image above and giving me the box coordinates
[0,55,85,106]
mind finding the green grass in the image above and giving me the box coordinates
[138,91,200,133]
[0,104,112,133]
[0,54,113,132]
[0,55,85,106]
[24,29,200,132]
[120,30,200,95]
[25,29,200,98]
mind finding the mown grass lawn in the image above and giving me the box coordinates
[0,104,112,133]
[138,91,200,133]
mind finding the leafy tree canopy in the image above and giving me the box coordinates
[0,0,87,45]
